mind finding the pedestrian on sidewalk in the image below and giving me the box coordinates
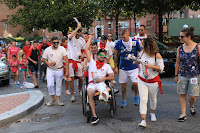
[20,54,28,82]
[175,27,200,122]
[42,37,69,106]
[27,40,40,88]
[9,55,20,84]
[137,38,164,128]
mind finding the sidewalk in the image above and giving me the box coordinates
[0,90,44,127]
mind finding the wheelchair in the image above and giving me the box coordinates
[82,70,117,123]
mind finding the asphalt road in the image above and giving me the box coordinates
[1,73,200,133]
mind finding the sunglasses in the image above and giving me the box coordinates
[138,29,144,31]
[99,54,106,58]
[180,36,186,39]
[53,42,59,44]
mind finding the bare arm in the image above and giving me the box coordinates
[144,53,163,72]
[27,56,37,64]
[68,22,81,40]
[85,33,95,63]
[174,47,180,83]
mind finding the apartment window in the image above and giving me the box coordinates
[118,21,129,29]
[108,22,112,29]
[147,20,151,27]
[162,18,167,26]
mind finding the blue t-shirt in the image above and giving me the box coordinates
[114,39,141,70]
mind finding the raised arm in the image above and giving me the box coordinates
[85,33,95,63]
[68,22,82,40]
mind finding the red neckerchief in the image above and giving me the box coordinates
[64,46,68,49]
[100,42,106,49]
[96,60,104,69]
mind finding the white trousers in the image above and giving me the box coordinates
[47,68,63,96]
[138,79,159,114]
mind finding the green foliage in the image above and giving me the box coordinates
[3,0,98,35]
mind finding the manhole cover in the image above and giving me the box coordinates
[31,113,61,123]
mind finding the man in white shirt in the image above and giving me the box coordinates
[68,22,86,102]
[133,25,147,48]
[42,37,69,106]
[85,33,114,124]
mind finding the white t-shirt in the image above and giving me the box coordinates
[133,34,147,47]
[67,36,86,61]
[43,46,68,70]
[97,42,112,59]
[107,40,115,51]
[139,52,164,79]
[88,57,113,83]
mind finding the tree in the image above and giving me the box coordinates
[142,0,197,42]
[3,0,98,36]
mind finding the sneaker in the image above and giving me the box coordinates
[35,85,39,88]
[134,96,139,106]
[138,120,147,128]
[114,88,119,94]
[46,99,56,106]
[113,80,117,84]
[150,113,157,122]
[71,96,76,102]
[79,91,82,96]
[120,100,126,108]
[14,81,16,84]
[190,106,196,116]
[17,81,20,85]
[57,101,64,106]
[66,90,71,95]
[91,116,99,124]
[178,114,187,122]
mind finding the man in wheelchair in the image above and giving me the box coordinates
[85,33,114,124]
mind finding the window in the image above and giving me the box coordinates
[162,18,167,26]
[118,21,129,29]
[190,15,194,18]
[108,22,112,29]
[147,20,151,27]
[136,21,140,28]
[197,15,200,18]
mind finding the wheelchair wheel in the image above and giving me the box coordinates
[82,84,87,116]
[110,86,116,117]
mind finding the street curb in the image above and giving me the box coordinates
[0,90,44,126]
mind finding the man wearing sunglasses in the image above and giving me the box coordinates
[68,22,86,102]
[42,37,69,106]
[133,25,147,48]
[114,29,142,108]
[85,33,114,124]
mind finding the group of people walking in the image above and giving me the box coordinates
[0,22,199,127]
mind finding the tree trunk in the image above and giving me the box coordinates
[134,13,137,35]
[62,29,68,36]
[158,11,163,43]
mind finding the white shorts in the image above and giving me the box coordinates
[119,69,138,83]
[69,63,83,77]
[87,82,107,91]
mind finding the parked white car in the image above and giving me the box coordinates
[0,57,9,85]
